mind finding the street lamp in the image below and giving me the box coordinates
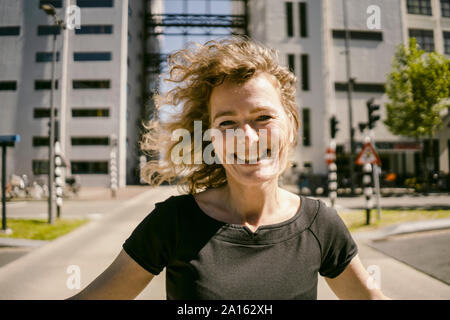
[40,4,65,224]
[41,4,56,16]
[343,0,356,195]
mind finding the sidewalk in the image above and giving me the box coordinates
[0,185,156,222]
[0,188,448,299]
[72,185,155,201]
[0,185,179,299]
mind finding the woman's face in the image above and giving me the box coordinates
[209,72,292,186]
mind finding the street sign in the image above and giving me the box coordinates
[355,142,381,166]
[325,147,336,165]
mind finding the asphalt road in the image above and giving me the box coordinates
[0,247,32,269]
[368,229,450,285]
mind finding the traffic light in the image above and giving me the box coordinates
[366,98,380,129]
[358,122,367,133]
[330,116,339,139]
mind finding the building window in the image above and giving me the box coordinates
[75,25,113,35]
[299,2,307,38]
[71,161,109,174]
[287,54,295,75]
[286,2,294,37]
[0,81,17,91]
[441,0,450,18]
[36,52,60,63]
[76,0,113,7]
[0,26,20,36]
[33,137,50,147]
[409,29,435,52]
[407,0,432,15]
[37,25,61,36]
[71,137,110,146]
[302,108,311,146]
[72,108,110,117]
[35,80,58,90]
[32,160,49,175]
[74,52,112,61]
[34,108,58,118]
[73,80,110,89]
[301,54,309,91]
[332,30,383,41]
[334,82,385,93]
[39,0,62,8]
[442,0,450,17]
[444,31,450,54]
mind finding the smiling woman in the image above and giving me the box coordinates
[69,37,390,300]
[139,36,300,193]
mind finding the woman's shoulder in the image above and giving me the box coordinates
[155,193,194,212]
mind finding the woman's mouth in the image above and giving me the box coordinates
[232,149,272,164]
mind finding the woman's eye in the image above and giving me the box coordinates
[256,115,272,121]
[219,120,235,127]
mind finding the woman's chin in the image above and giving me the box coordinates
[225,164,281,185]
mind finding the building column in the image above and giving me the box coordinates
[439,138,449,173]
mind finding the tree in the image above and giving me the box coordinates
[384,38,450,187]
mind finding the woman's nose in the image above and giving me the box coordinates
[242,123,259,144]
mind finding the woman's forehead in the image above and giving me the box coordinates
[209,73,282,114]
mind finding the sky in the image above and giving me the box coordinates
[158,0,234,121]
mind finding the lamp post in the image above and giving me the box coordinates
[40,4,65,224]
[1,135,20,235]
[343,0,356,195]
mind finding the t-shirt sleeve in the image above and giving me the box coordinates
[311,200,358,279]
[122,196,178,275]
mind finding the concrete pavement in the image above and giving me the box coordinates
[0,185,178,299]
[0,187,448,299]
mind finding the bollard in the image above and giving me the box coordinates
[54,141,63,218]
[363,163,373,225]
[328,162,337,208]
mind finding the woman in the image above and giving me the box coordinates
[70,37,389,300]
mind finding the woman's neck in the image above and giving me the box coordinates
[222,178,284,227]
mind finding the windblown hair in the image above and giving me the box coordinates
[140,36,300,194]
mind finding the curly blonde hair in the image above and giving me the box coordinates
[140,36,300,194]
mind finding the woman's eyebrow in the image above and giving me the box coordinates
[213,106,275,122]
[213,111,237,122]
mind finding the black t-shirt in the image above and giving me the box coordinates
[122,194,358,300]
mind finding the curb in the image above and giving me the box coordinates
[0,238,49,248]
[374,218,450,240]
[352,218,450,242]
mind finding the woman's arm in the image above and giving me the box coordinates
[325,254,391,300]
[68,249,154,300]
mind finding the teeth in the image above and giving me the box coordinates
[233,150,271,163]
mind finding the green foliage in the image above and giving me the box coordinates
[384,38,450,139]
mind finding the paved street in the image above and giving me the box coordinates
[368,229,450,285]
[0,187,449,299]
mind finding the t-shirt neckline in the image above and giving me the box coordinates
[188,193,306,240]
